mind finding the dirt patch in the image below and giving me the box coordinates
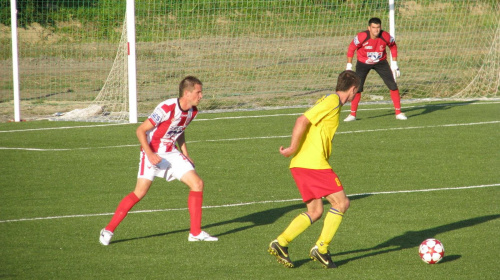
[16,23,61,44]
[468,3,491,16]
[0,24,10,39]
[399,1,453,17]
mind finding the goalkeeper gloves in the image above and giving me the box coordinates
[346,63,353,71]
[391,61,400,79]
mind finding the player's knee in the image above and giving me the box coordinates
[189,177,204,192]
[181,171,204,192]
[134,179,152,199]
[331,197,350,213]
[342,197,351,213]
[336,197,350,213]
[308,208,324,222]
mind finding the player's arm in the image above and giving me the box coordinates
[346,32,364,70]
[346,42,356,70]
[177,132,194,165]
[280,115,310,157]
[136,119,162,165]
[387,35,400,78]
[386,33,398,60]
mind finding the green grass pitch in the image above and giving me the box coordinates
[0,100,499,279]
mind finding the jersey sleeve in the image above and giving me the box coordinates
[347,31,366,58]
[383,31,397,59]
[148,103,173,126]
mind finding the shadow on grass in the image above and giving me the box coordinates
[112,194,372,245]
[332,214,499,266]
[362,100,478,120]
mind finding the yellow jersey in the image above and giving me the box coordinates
[290,93,342,169]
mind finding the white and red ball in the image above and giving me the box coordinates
[419,238,445,264]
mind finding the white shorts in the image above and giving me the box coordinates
[137,149,195,182]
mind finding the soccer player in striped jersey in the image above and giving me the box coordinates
[268,71,361,268]
[344,17,407,121]
[99,76,217,245]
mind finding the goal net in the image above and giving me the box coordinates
[55,17,129,122]
[2,0,499,123]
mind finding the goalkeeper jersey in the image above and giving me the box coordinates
[347,30,397,64]
[290,93,342,170]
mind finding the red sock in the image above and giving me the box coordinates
[105,192,140,232]
[188,191,203,236]
[349,93,361,116]
[390,90,402,115]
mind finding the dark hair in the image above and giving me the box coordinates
[179,76,203,97]
[369,17,382,25]
[336,71,361,92]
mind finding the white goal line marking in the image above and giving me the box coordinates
[189,120,500,143]
[0,183,498,224]
[1,120,498,151]
[194,101,500,121]
[1,100,499,134]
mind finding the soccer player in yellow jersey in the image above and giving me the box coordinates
[268,71,361,269]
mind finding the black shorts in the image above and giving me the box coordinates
[355,60,398,92]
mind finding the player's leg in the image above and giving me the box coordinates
[100,151,158,246]
[345,61,370,121]
[99,178,152,245]
[269,198,319,268]
[180,170,218,241]
[374,61,406,119]
[277,167,329,246]
[307,169,348,267]
[109,179,152,231]
[309,190,348,268]
[277,199,321,247]
[181,170,204,236]
[316,190,349,252]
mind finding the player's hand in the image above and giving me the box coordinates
[279,146,295,157]
[148,153,163,165]
[346,63,353,71]
[391,61,400,79]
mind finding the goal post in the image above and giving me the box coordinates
[388,0,396,80]
[10,0,20,122]
[3,0,499,123]
[126,0,138,124]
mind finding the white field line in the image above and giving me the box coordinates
[0,123,127,133]
[0,183,498,224]
[1,120,499,151]
[194,100,500,121]
[1,100,499,134]
[188,120,500,143]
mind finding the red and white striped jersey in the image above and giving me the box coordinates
[146,98,198,153]
[347,30,397,64]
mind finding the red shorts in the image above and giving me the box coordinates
[290,168,344,202]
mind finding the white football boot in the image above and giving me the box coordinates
[188,231,218,242]
[343,115,357,122]
[395,113,408,120]
[99,228,114,246]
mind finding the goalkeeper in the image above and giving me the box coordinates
[344,17,407,121]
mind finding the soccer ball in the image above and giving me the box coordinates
[419,238,445,264]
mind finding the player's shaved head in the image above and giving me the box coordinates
[369,17,382,26]
[179,76,203,97]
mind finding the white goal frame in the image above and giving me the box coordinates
[8,0,499,123]
[126,0,138,123]
[9,0,398,123]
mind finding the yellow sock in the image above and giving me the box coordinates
[277,213,312,247]
[316,208,344,254]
